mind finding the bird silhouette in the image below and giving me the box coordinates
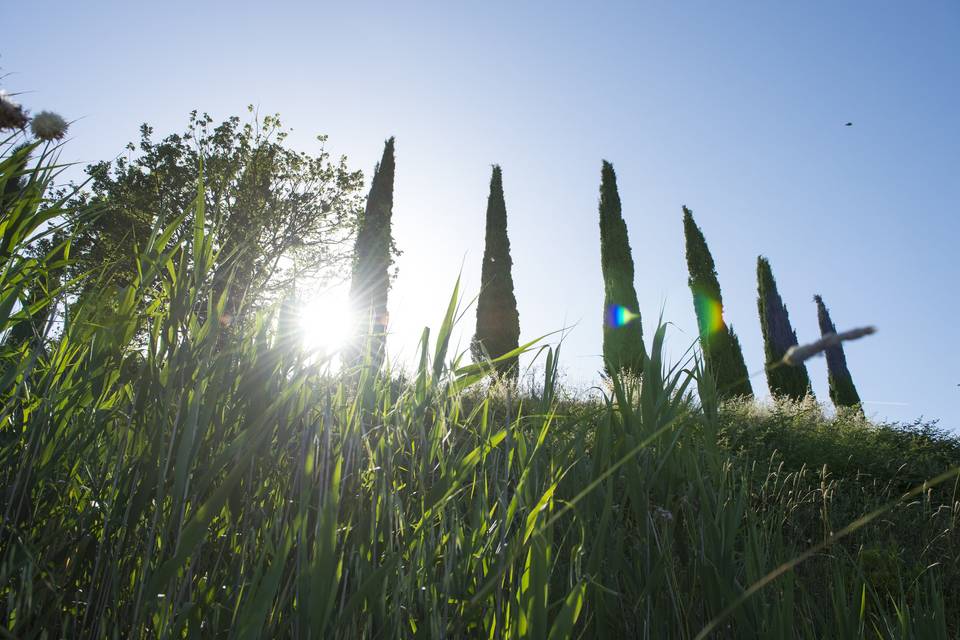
[845,122,853,126]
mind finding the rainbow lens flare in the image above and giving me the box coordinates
[606,304,640,328]
[693,291,725,337]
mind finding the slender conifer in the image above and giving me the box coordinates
[757,256,811,400]
[814,294,862,408]
[683,206,752,398]
[348,137,395,368]
[473,165,521,377]
[598,161,645,376]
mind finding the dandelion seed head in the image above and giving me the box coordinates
[30,111,69,141]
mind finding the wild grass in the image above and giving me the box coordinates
[2,140,958,638]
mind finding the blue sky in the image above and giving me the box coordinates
[5,2,959,428]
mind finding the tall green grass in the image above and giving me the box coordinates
[2,143,958,638]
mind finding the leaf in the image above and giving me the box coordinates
[548,581,586,640]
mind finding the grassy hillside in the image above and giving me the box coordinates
[2,142,958,639]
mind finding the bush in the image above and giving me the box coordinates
[720,397,960,489]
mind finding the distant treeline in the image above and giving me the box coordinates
[348,139,863,409]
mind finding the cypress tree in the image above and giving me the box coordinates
[348,137,395,369]
[473,165,521,378]
[682,206,752,398]
[814,294,862,408]
[756,256,812,400]
[598,161,645,376]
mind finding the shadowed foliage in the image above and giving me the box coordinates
[598,161,645,376]
[683,206,752,399]
[473,165,520,377]
[757,256,812,400]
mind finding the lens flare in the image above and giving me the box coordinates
[693,292,725,337]
[299,287,353,354]
[606,304,640,328]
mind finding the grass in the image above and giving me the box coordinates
[2,139,959,638]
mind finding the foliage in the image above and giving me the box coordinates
[720,398,960,619]
[473,165,521,378]
[2,142,959,639]
[64,108,365,318]
[815,294,862,408]
[720,397,960,492]
[348,137,396,369]
[598,161,645,376]
[0,139,78,355]
[683,206,752,399]
[1,143,31,209]
[756,256,812,400]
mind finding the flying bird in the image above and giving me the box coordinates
[845,122,853,126]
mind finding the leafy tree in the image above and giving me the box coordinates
[348,137,396,369]
[814,294,862,408]
[756,256,811,400]
[682,206,752,399]
[64,108,365,321]
[598,161,645,376]
[472,165,520,377]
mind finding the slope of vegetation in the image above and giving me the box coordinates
[2,138,959,639]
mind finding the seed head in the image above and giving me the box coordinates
[782,326,876,366]
[0,91,29,131]
[30,111,69,141]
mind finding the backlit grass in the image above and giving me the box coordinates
[2,139,958,639]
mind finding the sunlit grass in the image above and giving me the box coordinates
[2,140,959,638]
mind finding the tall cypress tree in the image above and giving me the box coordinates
[473,165,521,377]
[756,256,811,400]
[814,294,862,408]
[598,161,645,376]
[682,206,752,399]
[348,137,395,368]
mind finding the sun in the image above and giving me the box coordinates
[298,286,354,356]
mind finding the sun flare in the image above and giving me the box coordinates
[298,287,353,355]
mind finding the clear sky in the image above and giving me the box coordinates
[5,2,959,429]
